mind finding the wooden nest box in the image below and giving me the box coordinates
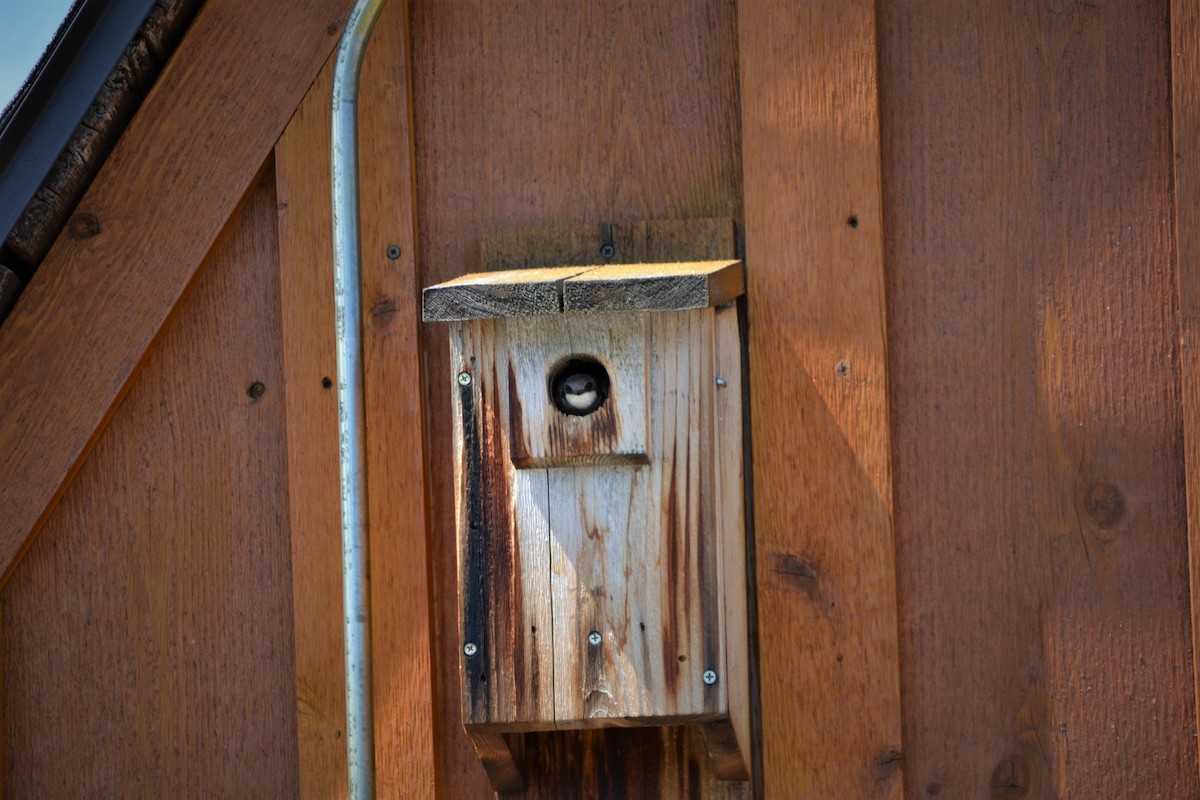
[423,260,750,792]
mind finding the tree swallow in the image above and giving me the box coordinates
[554,371,605,416]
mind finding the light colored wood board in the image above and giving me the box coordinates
[702,301,749,781]
[506,313,649,468]
[1173,0,1200,772]
[738,0,902,796]
[482,218,737,272]
[0,0,357,583]
[562,260,744,313]
[451,319,556,730]
[275,3,438,795]
[881,1,1197,797]
[426,259,743,321]
[2,173,298,796]
[422,267,590,322]
[412,0,743,793]
[449,308,746,764]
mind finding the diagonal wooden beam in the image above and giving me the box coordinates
[0,0,357,583]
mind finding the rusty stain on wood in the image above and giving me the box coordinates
[448,304,749,789]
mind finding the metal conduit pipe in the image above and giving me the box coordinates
[331,0,390,797]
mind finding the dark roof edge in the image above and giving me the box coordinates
[0,0,206,283]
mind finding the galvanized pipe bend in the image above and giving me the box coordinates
[331,0,391,797]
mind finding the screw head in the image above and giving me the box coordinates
[386,245,402,260]
[599,243,616,259]
[464,642,478,656]
[703,669,718,685]
[588,631,602,646]
[457,371,472,386]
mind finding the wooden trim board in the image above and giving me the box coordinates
[738,0,904,796]
[1172,0,1200,777]
[276,1,436,797]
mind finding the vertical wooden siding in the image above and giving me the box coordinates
[275,1,437,795]
[879,1,1198,797]
[1,173,300,797]
[1173,0,1200,768]
[738,0,903,796]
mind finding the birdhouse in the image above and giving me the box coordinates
[422,260,750,792]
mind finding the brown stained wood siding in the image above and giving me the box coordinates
[738,0,902,796]
[879,1,1199,796]
[1174,0,1200,758]
[1,173,299,797]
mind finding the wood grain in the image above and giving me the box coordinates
[561,261,743,314]
[1,172,299,797]
[482,218,737,272]
[0,0,355,583]
[423,267,591,322]
[275,0,437,796]
[738,0,902,796]
[448,307,748,787]
[505,313,649,468]
[1173,0,1200,772]
[411,1,744,791]
[880,1,1198,796]
[425,261,744,322]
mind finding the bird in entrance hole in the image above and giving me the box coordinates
[554,371,607,416]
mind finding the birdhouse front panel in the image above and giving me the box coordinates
[426,261,749,787]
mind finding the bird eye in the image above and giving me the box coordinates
[549,356,609,417]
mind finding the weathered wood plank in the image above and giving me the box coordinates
[562,261,743,314]
[2,170,299,797]
[881,1,1197,796]
[1171,0,1200,782]
[275,1,437,796]
[412,1,744,792]
[425,261,744,322]
[703,300,750,781]
[738,0,902,796]
[0,0,357,583]
[447,306,748,788]
[423,267,589,322]
[450,318,555,734]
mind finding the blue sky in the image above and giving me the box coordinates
[0,0,76,112]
